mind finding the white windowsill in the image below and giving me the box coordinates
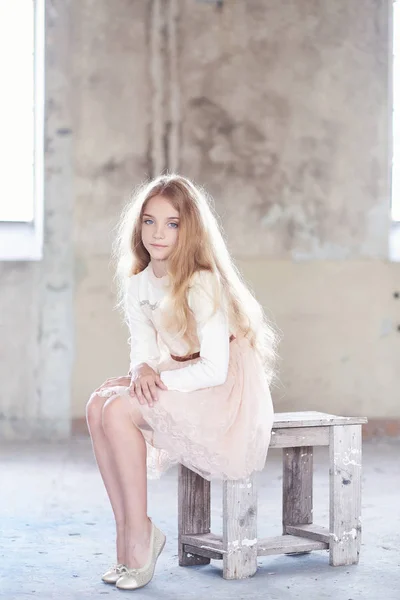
[0,221,43,261]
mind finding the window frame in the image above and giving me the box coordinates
[0,0,45,261]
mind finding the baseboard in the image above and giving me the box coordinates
[72,417,88,436]
[72,417,400,439]
[362,419,400,439]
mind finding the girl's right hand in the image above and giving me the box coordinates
[129,364,168,408]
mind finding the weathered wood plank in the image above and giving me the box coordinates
[183,533,329,557]
[181,532,223,551]
[270,427,329,448]
[183,544,222,560]
[329,424,362,566]
[285,524,330,544]
[178,465,211,566]
[222,475,257,579]
[273,412,368,429]
[257,535,328,556]
[283,446,313,535]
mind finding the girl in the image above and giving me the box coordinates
[86,174,278,590]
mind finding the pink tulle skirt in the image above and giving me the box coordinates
[96,336,274,481]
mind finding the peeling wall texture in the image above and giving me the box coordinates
[177,0,391,260]
[0,0,398,439]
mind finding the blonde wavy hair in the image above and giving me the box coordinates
[113,174,280,384]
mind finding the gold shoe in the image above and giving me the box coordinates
[116,521,166,590]
[101,563,127,584]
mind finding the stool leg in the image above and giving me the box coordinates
[178,465,211,566]
[282,446,313,555]
[282,446,313,530]
[329,424,362,566]
[222,475,257,580]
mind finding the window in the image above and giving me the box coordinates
[390,1,400,261]
[0,0,44,260]
[393,0,400,222]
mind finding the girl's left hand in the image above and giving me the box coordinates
[129,364,168,407]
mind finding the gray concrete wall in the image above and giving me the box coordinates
[178,0,391,260]
[0,0,398,440]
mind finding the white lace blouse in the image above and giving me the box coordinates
[125,264,231,393]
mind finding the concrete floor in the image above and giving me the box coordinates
[0,437,399,600]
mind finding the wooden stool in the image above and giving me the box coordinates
[178,411,367,579]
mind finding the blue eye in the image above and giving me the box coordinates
[142,218,178,228]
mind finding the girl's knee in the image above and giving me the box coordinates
[101,395,125,434]
[86,392,106,427]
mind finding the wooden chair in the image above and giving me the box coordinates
[178,411,367,579]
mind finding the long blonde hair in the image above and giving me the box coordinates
[113,174,280,384]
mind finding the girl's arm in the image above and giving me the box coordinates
[125,277,160,374]
[159,271,230,393]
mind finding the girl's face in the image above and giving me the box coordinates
[141,195,179,262]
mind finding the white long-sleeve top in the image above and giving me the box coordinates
[125,264,231,393]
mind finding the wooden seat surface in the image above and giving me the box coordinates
[273,411,368,429]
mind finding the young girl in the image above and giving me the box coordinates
[86,174,278,590]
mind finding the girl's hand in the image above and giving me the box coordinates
[129,363,168,407]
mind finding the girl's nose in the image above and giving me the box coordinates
[153,227,165,239]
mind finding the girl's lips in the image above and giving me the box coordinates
[151,244,167,248]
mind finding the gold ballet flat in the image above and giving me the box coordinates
[116,521,166,590]
[101,563,127,584]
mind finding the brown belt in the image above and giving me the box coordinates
[170,334,236,362]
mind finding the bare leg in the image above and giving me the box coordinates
[86,382,130,564]
[102,394,152,569]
